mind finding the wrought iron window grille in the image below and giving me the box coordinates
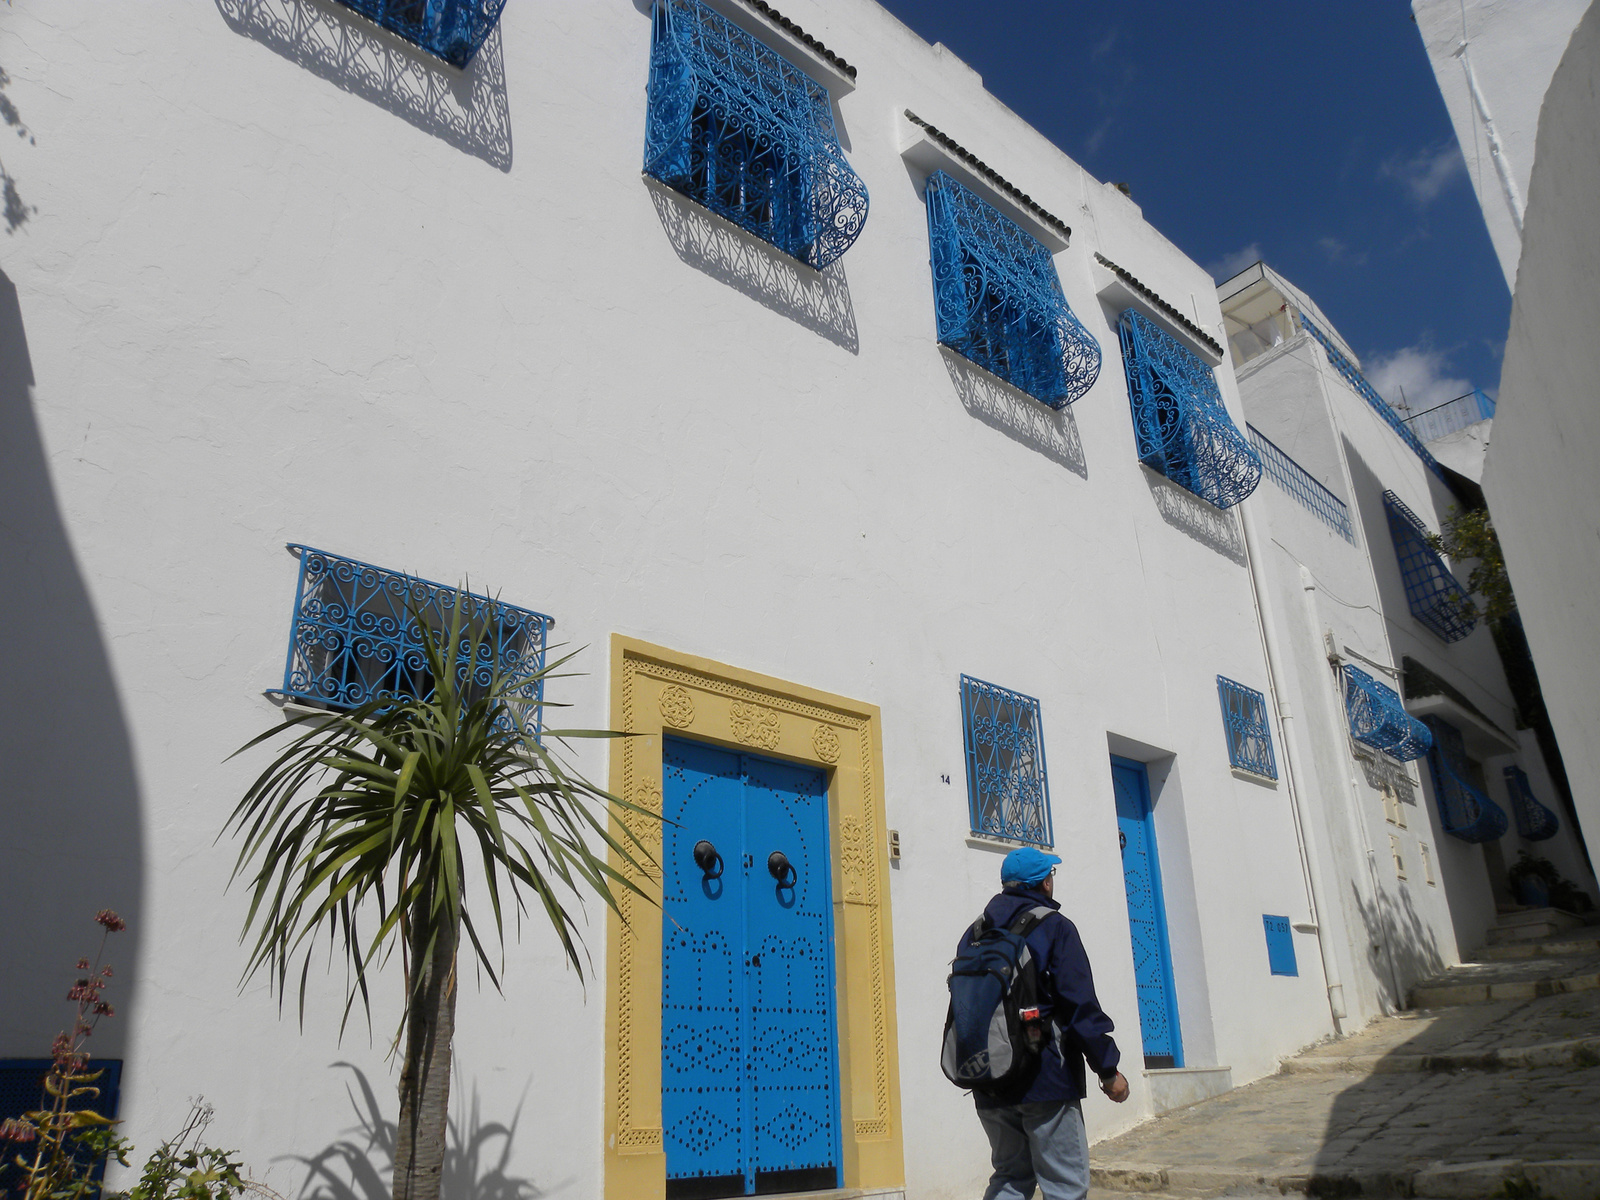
[1343,664,1432,762]
[1421,715,1508,843]
[1121,309,1262,509]
[959,675,1053,847]
[1503,765,1560,841]
[332,0,506,68]
[924,170,1100,410]
[643,0,868,270]
[280,546,552,737]
[1217,676,1277,780]
[1298,313,1447,483]
[1247,424,1355,542]
[1382,491,1477,643]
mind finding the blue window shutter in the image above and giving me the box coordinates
[1381,492,1477,643]
[1262,916,1297,976]
[332,0,507,68]
[1343,665,1432,762]
[960,675,1053,846]
[1503,765,1560,841]
[1216,676,1277,779]
[1422,716,1509,843]
[1120,310,1261,509]
[643,0,868,269]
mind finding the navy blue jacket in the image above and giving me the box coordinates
[958,886,1121,1107]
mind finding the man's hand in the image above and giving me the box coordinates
[1099,1072,1129,1103]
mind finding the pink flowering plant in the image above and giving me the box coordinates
[0,911,132,1200]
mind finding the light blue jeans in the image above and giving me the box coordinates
[976,1098,1089,1200]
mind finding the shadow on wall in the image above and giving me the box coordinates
[941,348,1088,478]
[0,66,38,233]
[1144,471,1248,566]
[293,1063,555,1200]
[1348,875,1445,1014]
[647,183,860,354]
[0,269,144,1056]
[214,0,512,172]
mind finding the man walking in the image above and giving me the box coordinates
[963,846,1128,1200]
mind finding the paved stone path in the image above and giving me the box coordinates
[1089,933,1600,1198]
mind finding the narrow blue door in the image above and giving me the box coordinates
[661,739,841,1199]
[1110,756,1183,1069]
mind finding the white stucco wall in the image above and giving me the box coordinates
[1483,0,1600,875]
[1413,0,1593,289]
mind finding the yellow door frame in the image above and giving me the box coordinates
[603,635,904,1199]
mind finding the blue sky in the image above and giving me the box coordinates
[873,0,1510,413]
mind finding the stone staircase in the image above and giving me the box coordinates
[1087,922,1600,1198]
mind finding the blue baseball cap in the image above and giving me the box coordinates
[1001,846,1062,887]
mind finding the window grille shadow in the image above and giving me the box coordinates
[289,1062,555,1200]
[647,182,859,354]
[1144,471,1248,566]
[940,348,1087,477]
[1354,745,1419,807]
[0,267,143,1062]
[214,0,512,172]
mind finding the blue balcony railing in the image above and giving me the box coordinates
[643,0,868,269]
[1343,665,1432,762]
[925,170,1100,409]
[1423,716,1508,843]
[960,675,1053,846]
[1503,765,1560,841]
[1122,309,1261,509]
[281,546,551,737]
[1382,491,1476,643]
[1247,424,1354,542]
[334,0,507,68]
[1217,676,1277,779]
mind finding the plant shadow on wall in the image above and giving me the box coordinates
[647,182,860,354]
[292,1063,557,1200]
[0,269,144,1055]
[1349,872,1444,1015]
[1144,471,1248,566]
[0,66,39,233]
[940,347,1088,478]
[213,0,512,172]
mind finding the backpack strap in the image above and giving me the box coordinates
[1007,905,1057,937]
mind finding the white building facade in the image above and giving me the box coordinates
[1,3,1584,1200]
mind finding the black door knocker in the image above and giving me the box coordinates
[767,850,797,888]
[693,839,724,879]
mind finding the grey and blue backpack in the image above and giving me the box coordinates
[941,905,1054,1096]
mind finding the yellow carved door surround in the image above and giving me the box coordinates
[603,635,904,1199]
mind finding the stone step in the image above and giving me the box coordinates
[1409,969,1600,1008]
[1090,1158,1600,1198]
[1280,1034,1600,1074]
[1485,906,1588,944]
[1477,936,1600,960]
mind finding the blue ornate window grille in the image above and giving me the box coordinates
[960,675,1052,846]
[1382,491,1477,643]
[281,546,551,736]
[1503,765,1560,841]
[643,0,868,269]
[333,0,506,68]
[1247,424,1354,542]
[1422,716,1508,843]
[1299,313,1447,483]
[1216,677,1277,779]
[1121,309,1262,509]
[1343,665,1432,762]
[925,170,1101,410]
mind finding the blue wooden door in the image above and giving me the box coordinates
[1111,757,1183,1069]
[661,738,841,1199]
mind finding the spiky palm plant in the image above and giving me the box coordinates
[224,596,648,1200]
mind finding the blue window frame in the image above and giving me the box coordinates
[281,545,552,737]
[1,1059,122,1180]
[924,171,1101,409]
[1120,309,1262,509]
[1247,424,1355,542]
[1343,665,1432,762]
[333,0,506,68]
[1262,916,1298,976]
[1216,676,1277,779]
[1503,765,1560,841]
[1421,716,1508,843]
[1381,491,1476,643]
[643,0,868,269]
[960,675,1052,846]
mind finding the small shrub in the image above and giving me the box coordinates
[120,1102,246,1200]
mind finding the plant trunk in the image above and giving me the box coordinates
[393,912,458,1200]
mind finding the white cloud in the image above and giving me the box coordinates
[1382,143,1466,206]
[1205,242,1263,282]
[1364,345,1471,416]
[1316,235,1370,267]
[1091,28,1118,59]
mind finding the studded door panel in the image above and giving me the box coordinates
[660,739,840,1198]
[1111,759,1182,1069]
